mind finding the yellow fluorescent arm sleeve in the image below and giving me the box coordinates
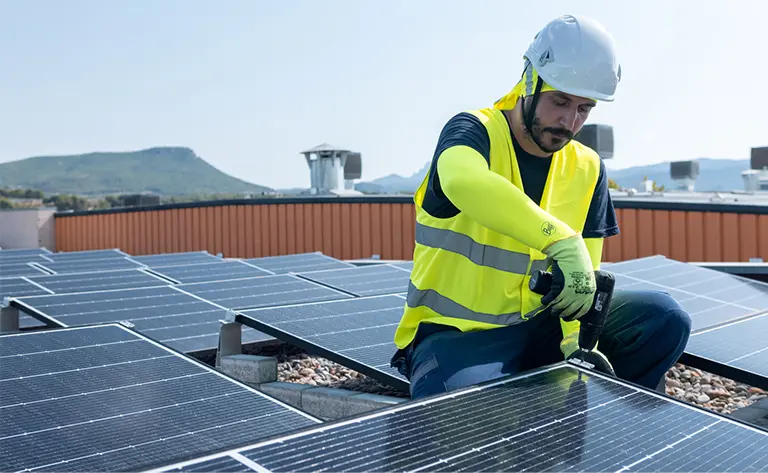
[584,238,604,270]
[436,145,576,252]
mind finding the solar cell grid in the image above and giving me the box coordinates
[244,252,355,274]
[238,294,408,390]
[155,363,768,473]
[683,312,768,389]
[0,324,320,472]
[0,262,51,278]
[45,248,129,261]
[131,251,221,267]
[0,247,51,256]
[0,253,53,264]
[606,255,768,332]
[296,264,411,297]
[28,268,170,294]
[177,274,354,310]
[34,257,146,274]
[147,260,272,284]
[0,277,53,300]
[11,285,273,353]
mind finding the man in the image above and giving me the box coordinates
[391,14,692,400]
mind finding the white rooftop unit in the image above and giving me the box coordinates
[301,144,363,195]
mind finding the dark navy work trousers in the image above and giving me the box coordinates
[403,289,692,399]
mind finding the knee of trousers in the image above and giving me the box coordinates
[632,290,693,344]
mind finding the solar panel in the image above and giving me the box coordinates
[155,362,768,473]
[148,260,272,284]
[45,248,129,261]
[0,253,53,265]
[0,323,320,473]
[607,255,768,331]
[177,274,355,311]
[0,261,51,278]
[391,260,413,271]
[34,257,146,274]
[237,294,407,391]
[296,264,411,297]
[131,251,222,267]
[11,285,273,353]
[243,252,356,274]
[28,268,171,293]
[0,247,51,257]
[683,312,768,389]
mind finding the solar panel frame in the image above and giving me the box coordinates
[295,263,411,297]
[9,284,274,353]
[0,323,321,473]
[153,361,768,473]
[243,252,357,274]
[175,273,356,311]
[236,293,409,391]
[680,311,768,390]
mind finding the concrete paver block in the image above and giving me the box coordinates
[346,392,407,416]
[300,387,355,420]
[259,381,314,409]
[219,354,277,385]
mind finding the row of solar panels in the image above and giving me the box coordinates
[4,324,767,473]
[5,247,765,391]
[2,247,768,471]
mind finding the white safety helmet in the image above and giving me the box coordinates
[524,14,621,102]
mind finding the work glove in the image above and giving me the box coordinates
[560,332,615,377]
[541,234,596,321]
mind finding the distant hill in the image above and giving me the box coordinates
[358,158,751,194]
[605,158,749,191]
[0,147,272,196]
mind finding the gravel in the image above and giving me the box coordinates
[664,363,765,414]
[205,343,766,412]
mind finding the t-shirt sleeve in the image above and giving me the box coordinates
[421,112,491,218]
[582,159,620,239]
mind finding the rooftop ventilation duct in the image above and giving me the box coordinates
[670,160,699,192]
[751,146,768,170]
[344,152,362,180]
[574,124,614,160]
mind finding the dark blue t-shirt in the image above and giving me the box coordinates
[421,112,619,239]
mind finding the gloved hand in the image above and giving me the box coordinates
[541,234,596,321]
[560,332,615,376]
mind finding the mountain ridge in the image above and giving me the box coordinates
[0,147,272,196]
[358,158,751,193]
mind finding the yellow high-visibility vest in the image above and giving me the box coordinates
[394,107,601,349]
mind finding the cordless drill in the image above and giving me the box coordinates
[529,262,617,376]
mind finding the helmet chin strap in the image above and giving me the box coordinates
[522,76,546,152]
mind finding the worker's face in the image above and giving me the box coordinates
[528,91,596,153]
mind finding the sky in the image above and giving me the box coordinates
[1,0,766,190]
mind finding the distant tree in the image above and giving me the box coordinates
[0,198,13,209]
[607,178,619,190]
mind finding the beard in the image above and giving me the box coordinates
[529,116,574,154]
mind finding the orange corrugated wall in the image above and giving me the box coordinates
[602,208,768,263]
[55,202,417,260]
[55,203,768,262]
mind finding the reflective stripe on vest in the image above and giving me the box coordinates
[415,221,550,275]
[406,281,543,326]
